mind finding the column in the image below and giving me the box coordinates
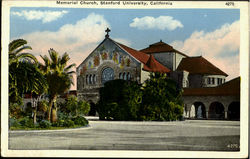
[204,102,209,119]
[223,101,229,120]
[224,111,228,119]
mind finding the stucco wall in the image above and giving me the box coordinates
[175,53,186,70]
[140,64,150,83]
[188,74,203,88]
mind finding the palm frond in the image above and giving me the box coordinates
[15,53,38,63]
[9,39,28,53]
[64,63,76,73]
[11,46,32,55]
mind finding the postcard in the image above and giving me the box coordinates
[1,0,249,158]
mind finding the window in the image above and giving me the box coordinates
[119,73,123,79]
[217,78,223,85]
[123,72,126,80]
[102,67,114,84]
[86,75,89,84]
[208,78,211,84]
[89,75,92,84]
[93,75,96,84]
[127,72,131,80]
[211,78,215,85]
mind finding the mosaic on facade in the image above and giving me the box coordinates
[79,39,137,75]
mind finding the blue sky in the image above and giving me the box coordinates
[10,7,240,90]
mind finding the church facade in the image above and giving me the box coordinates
[76,28,240,120]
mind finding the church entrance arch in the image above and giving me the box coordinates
[101,67,114,84]
[193,102,206,119]
[228,101,240,120]
[208,102,224,119]
[88,101,97,116]
[190,105,195,118]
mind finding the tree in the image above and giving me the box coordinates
[39,49,76,122]
[140,73,183,121]
[97,80,142,120]
[9,39,37,65]
[9,39,38,103]
[9,39,47,124]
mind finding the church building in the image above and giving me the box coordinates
[76,28,240,120]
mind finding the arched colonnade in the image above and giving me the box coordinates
[182,96,240,120]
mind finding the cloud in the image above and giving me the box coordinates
[13,13,111,90]
[171,20,240,80]
[113,38,131,47]
[129,16,183,31]
[11,10,68,23]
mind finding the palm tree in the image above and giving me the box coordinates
[9,39,48,124]
[39,48,76,122]
[9,39,37,64]
[9,39,41,103]
[10,61,47,123]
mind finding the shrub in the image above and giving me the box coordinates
[52,119,65,127]
[9,102,23,119]
[63,95,90,116]
[140,73,184,121]
[9,118,21,128]
[39,120,52,128]
[72,116,88,126]
[57,111,69,120]
[37,100,48,113]
[19,116,34,128]
[77,100,90,115]
[97,79,142,121]
[63,119,75,127]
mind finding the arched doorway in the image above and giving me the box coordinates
[193,102,206,119]
[88,101,97,116]
[209,102,225,119]
[190,105,196,118]
[228,101,240,120]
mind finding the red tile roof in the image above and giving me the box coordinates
[183,77,240,96]
[143,55,171,73]
[177,56,228,76]
[140,40,188,57]
[117,42,149,64]
[115,40,170,73]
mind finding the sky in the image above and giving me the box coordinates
[10,7,240,90]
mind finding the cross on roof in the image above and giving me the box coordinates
[105,28,111,38]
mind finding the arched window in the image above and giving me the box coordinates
[127,72,131,80]
[89,75,92,84]
[123,72,126,80]
[119,73,123,79]
[102,67,114,84]
[92,75,96,84]
[86,75,89,84]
